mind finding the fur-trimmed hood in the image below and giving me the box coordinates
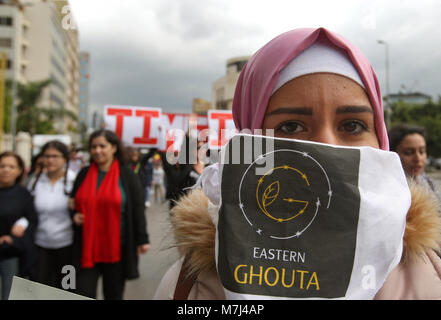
[170,180,441,277]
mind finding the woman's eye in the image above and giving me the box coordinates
[276,121,304,135]
[340,120,367,135]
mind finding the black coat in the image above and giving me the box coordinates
[70,163,149,280]
[0,184,37,261]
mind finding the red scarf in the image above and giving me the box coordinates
[75,159,122,268]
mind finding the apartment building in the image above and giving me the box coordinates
[211,56,250,110]
[79,51,89,140]
[0,0,30,84]
[0,0,80,142]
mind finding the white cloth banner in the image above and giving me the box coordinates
[103,105,233,150]
[207,110,237,150]
[199,134,410,300]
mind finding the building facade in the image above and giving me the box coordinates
[385,92,432,105]
[0,0,81,142]
[211,55,250,110]
[192,97,212,115]
[79,51,89,140]
[0,0,30,84]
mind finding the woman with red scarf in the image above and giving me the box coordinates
[70,129,150,300]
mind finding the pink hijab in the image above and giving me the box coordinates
[232,27,389,150]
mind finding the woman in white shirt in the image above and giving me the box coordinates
[151,155,165,204]
[29,140,76,289]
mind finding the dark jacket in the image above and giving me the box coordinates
[0,184,37,260]
[70,163,149,280]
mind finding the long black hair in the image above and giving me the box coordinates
[88,129,126,164]
[31,140,70,195]
[388,124,427,152]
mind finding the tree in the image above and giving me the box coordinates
[3,79,78,135]
[2,80,12,133]
[16,79,52,135]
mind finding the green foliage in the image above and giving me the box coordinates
[3,79,78,135]
[2,80,12,133]
[390,100,441,157]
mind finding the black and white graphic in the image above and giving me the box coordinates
[218,134,361,298]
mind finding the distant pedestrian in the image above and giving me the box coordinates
[70,129,150,300]
[0,152,37,300]
[28,141,76,290]
[68,144,84,175]
[151,154,165,204]
[126,147,152,207]
[23,152,45,187]
[158,134,204,210]
[389,124,438,194]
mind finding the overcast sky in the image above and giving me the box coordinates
[68,0,441,114]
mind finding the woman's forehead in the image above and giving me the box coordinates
[268,73,372,109]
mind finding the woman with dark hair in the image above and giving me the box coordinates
[154,28,441,300]
[23,152,45,187]
[0,151,37,299]
[28,140,76,289]
[70,129,150,300]
[388,124,437,192]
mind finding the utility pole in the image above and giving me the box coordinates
[0,52,6,152]
[377,40,391,129]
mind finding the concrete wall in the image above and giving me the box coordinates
[1,131,32,168]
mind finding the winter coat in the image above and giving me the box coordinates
[154,180,441,300]
[70,163,149,280]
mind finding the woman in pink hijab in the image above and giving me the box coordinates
[154,28,441,300]
[233,27,388,150]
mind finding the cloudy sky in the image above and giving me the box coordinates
[68,0,441,114]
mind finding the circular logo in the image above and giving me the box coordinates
[238,149,332,239]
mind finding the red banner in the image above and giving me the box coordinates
[104,105,236,151]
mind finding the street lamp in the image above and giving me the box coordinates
[377,39,391,129]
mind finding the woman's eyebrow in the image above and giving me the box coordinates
[336,105,374,114]
[266,107,313,116]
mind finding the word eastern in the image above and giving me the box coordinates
[253,247,306,263]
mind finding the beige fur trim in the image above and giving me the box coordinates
[171,182,441,275]
[403,180,441,261]
[170,189,216,277]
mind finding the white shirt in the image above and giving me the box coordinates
[152,167,164,185]
[29,170,76,249]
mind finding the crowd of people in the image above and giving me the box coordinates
[1,27,441,301]
[0,128,190,300]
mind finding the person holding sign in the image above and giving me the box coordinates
[70,130,150,300]
[154,27,441,300]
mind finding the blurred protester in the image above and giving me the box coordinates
[23,153,45,187]
[144,157,153,208]
[159,135,205,210]
[389,124,437,193]
[28,141,76,289]
[0,152,37,300]
[70,129,150,300]
[151,154,165,204]
[126,147,153,207]
[68,144,84,174]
